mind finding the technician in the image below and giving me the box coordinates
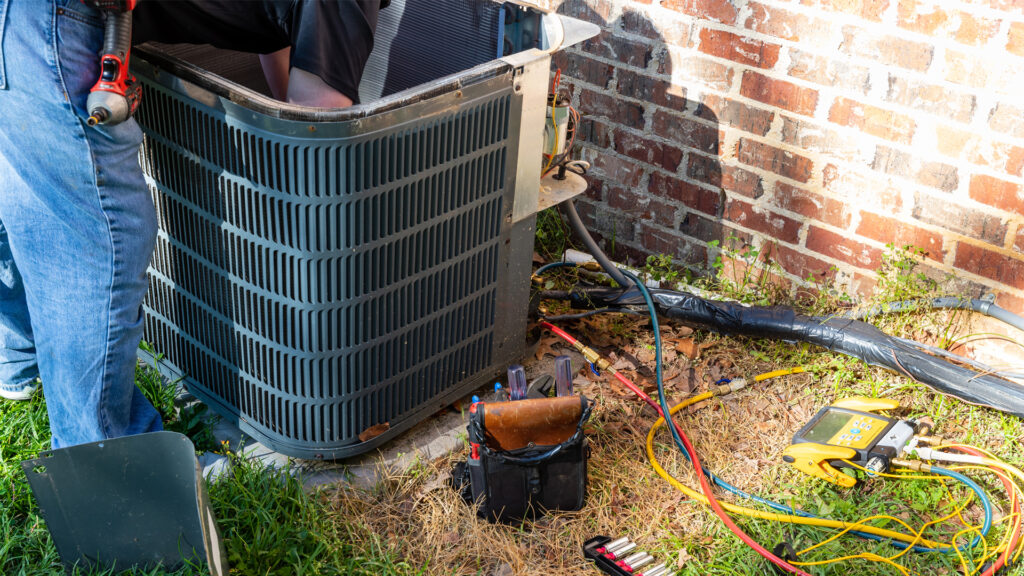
[0,0,382,448]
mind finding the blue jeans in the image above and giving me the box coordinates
[0,0,161,448]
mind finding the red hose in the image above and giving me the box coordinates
[540,321,811,575]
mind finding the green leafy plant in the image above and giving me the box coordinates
[643,253,680,285]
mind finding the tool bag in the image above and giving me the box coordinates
[451,395,591,523]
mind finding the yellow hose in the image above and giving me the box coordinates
[646,392,948,549]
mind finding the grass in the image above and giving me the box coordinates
[0,362,417,576]
[4,244,1024,575]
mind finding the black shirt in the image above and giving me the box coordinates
[133,0,383,103]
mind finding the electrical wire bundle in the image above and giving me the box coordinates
[542,69,582,178]
[531,214,1024,574]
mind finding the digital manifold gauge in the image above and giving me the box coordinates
[781,397,916,487]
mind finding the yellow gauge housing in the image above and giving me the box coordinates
[782,397,905,487]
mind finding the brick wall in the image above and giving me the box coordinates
[552,0,1024,312]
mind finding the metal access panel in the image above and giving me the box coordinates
[130,0,573,459]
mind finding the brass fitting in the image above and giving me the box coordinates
[916,435,946,446]
[892,458,931,473]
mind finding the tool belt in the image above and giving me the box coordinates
[451,395,591,523]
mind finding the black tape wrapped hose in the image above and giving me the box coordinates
[560,286,1024,418]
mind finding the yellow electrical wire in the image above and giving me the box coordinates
[929,444,1024,563]
[645,391,948,549]
[644,370,1020,574]
[790,552,915,576]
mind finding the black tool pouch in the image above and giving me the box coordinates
[452,395,591,523]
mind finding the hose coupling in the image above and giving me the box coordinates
[865,456,888,477]
[892,458,931,473]
[916,435,946,446]
[714,378,748,396]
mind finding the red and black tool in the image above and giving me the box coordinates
[86,0,141,127]
[583,535,672,576]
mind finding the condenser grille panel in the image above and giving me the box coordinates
[135,64,526,458]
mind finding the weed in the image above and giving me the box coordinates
[534,207,572,262]
[700,237,789,307]
[643,253,682,285]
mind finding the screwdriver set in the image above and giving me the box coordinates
[583,535,673,576]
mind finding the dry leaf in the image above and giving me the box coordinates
[675,338,699,359]
[534,335,564,360]
[358,422,390,442]
[677,547,692,567]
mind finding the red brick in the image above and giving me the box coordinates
[912,193,1007,245]
[769,243,832,279]
[1015,229,1024,254]
[822,164,903,212]
[996,293,1024,316]
[969,174,1024,213]
[771,182,850,229]
[787,50,870,94]
[828,97,915,145]
[954,12,1001,46]
[678,212,743,243]
[739,71,819,117]
[652,111,719,155]
[616,69,688,111]
[697,28,781,69]
[722,164,765,199]
[735,138,814,183]
[856,212,945,260]
[578,117,611,149]
[803,0,889,22]
[945,50,1018,94]
[580,31,653,68]
[1009,22,1024,56]
[780,116,864,163]
[1009,147,1024,177]
[871,145,958,192]
[989,103,1024,140]
[955,243,1024,289]
[686,154,723,189]
[840,26,933,71]
[559,0,613,25]
[608,186,677,227]
[552,52,615,89]
[659,53,734,92]
[725,199,802,243]
[885,77,975,123]
[640,224,706,263]
[661,0,737,24]
[620,7,661,39]
[807,225,884,269]
[579,89,645,130]
[648,172,722,215]
[591,151,644,188]
[694,94,775,136]
[581,174,604,201]
[897,0,948,35]
[686,155,766,200]
[743,2,835,44]
[614,130,684,172]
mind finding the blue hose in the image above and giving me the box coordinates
[535,262,993,553]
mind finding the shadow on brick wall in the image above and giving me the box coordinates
[554,0,725,275]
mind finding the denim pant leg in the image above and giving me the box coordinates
[0,0,161,448]
[0,217,38,393]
